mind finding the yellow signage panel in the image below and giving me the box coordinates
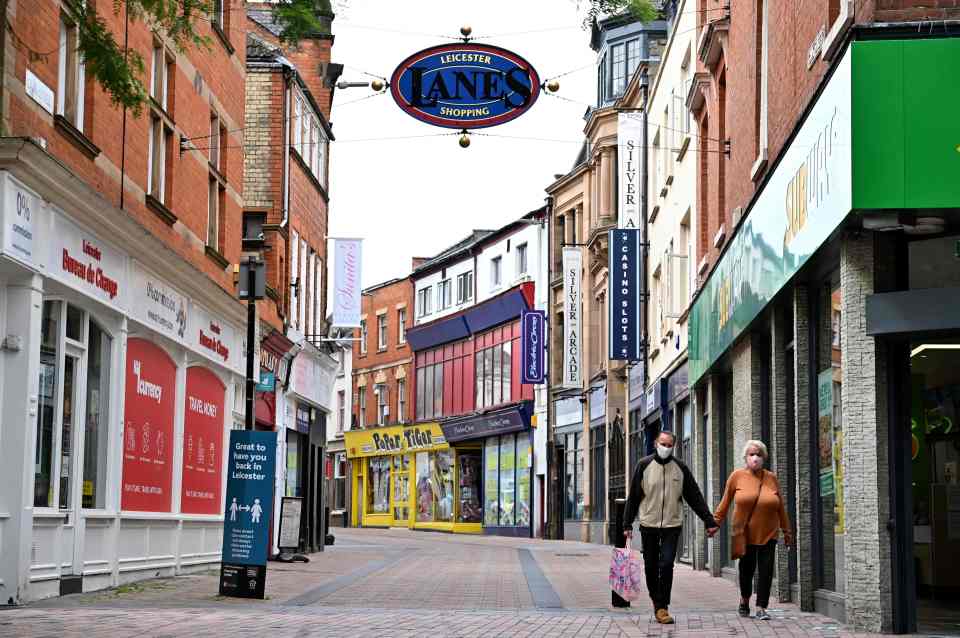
[344,422,447,459]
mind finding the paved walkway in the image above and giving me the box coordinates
[0,528,934,637]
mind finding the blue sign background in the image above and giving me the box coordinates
[520,309,546,384]
[608,229,643,361]
[221,430,276,566]
[390,43,540,129]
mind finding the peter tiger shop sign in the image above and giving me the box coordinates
[390,43,540,129]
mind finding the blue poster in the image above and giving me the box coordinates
[608,229,643,361]
[221,430,276,566]
[520,309,546,384]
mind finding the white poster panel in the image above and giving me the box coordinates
[130,261,189,343]
[618,112,644,229]
[562,247,582,388]
[190,302,241,374]
[48,209,127,309]
[0,172,40,267]
[329,238,362,328]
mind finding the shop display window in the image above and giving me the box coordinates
[457,451,483,523]
[816,276,845,592]
[484,439,499,525]
[484,434,532,528]
[415,450,453,522]
[367,456,390,514]
[393,454,410,521]
[286,431,303,497]
[34,300,113,510]
[564,432,584,520]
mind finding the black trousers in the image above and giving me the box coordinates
[739,540,777,608]
[638,526,682,609]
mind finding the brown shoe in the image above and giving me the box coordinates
[655,608,675,624]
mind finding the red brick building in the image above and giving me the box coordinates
[352,276,415,429]
[0,0,253,601]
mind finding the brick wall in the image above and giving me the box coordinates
[4,0,246,296]
[352,278,415,429]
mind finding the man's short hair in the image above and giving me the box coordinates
[656,430,676,444]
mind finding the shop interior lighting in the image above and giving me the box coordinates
[910,343,960,358]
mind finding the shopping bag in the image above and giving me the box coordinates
[609,539,643,601]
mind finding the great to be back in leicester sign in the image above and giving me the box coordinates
[390,43,540,129]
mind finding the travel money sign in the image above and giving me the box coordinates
[390,43,541,129]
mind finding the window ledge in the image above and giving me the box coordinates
[209,164,227,187]
[150,98,175,127]
[713,224,726,248]
[54,114,100,160]
[665,174,674,187]
[377,347,387,353]
[145,194,177,226]
[649,347,660,360]
[205,245,230,269]
[676,135,691,162]
[649,204,660,224]
[660,185,669,199]
[751,149,768,182]
[397,342,407,349]
[212,23,235,56]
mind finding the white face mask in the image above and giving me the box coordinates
[656,444,673,460]
[747,453,764,470]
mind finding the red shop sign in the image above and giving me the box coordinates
[181,367,226,514]
[121,338,176,512]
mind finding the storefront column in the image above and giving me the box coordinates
[0,273,43,604]
[770,305,792,603]
[732,332,763,452]
[792,285,816,613]
[840,232,893,633]
[691,386,708,571]
[706,374,724,577]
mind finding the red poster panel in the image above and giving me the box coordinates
[122,338,176,512]
[181,367,226,514]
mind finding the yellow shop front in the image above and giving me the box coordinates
[344,423,483,534]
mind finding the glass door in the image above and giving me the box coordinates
[677,402,694,563]
[58,347,86,577]
[392,454,410,525]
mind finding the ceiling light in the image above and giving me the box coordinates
[911,343,960,358]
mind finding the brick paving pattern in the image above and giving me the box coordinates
[0,528,946,637]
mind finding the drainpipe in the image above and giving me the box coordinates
[281,69,292,321]
[640,70,650,400]
[544,194,555,538]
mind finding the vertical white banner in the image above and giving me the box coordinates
[329,238,362,328]
[618,112,643,229]
[562,247,582,388]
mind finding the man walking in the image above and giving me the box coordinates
[623,431,718,624]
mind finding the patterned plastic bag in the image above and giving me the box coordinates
[609,539,644,601]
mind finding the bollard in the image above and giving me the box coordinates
[611,497,630,608]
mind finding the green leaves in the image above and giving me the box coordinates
[584,0,660,27]
[73,0,328,116]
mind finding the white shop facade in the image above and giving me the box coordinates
[0,154,247,603]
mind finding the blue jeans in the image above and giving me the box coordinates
[639,526,682,609]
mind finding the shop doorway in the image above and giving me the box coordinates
[907,337,960,635]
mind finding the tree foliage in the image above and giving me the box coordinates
[70,0,326,117]
[583,0,660,27]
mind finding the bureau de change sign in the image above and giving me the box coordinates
[390,43,540,129]
[219,430,276,599]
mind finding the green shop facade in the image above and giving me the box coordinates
[685,37,960,634]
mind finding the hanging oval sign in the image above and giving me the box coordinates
[390,43,541,130]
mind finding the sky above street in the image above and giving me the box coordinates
[327,0,597,287]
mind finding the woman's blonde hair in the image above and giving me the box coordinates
[743,439,768,461]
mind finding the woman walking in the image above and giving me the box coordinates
[710,440,792,620]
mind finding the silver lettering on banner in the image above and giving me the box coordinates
[562,247,582,388]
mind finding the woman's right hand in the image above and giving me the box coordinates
[624,529,633,538]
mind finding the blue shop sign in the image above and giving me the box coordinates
[220,430,276,598]
[608,229,643,361]
[520,309,546,384]
[390,43,540,129]
[256,370,275,392]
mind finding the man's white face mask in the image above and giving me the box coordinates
[656,444,673,460]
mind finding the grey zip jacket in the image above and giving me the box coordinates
[623,454,717,529]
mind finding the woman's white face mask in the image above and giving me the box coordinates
[747,452,764,470]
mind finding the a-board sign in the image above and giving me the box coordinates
[390,43,540,130]
[278,496,303,551]
[219,430,276,599]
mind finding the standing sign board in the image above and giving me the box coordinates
[220,430,277,599]
[278,496,304,551]
[520,309,546,384]
[608,229,643,361]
